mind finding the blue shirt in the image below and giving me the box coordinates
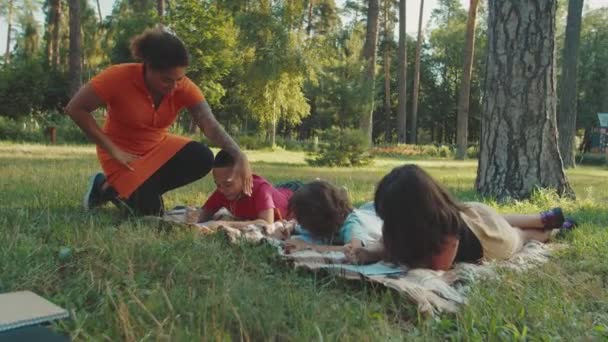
[294,202,382,246]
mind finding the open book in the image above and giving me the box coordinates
[0,291,69,332]
[319,262,407,276]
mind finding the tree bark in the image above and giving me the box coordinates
[396,0,407,143]
[4,0,13,64]
[46,4,52,65]
[360,0,380,145]
[455,0,479,160]
[476,0,573,200]
[557,0,584,168]
[96,0,102,22]
[69,0,82,96]
[272,101,277,147]
[307,0,314,37]
[51,0,61,68]
[409,0,424,144]
[157,0,164,18]
[384,0,393,143]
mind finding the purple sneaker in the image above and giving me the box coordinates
[561,218,578,231]
[541,207,565,229]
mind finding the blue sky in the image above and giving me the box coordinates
[1,0,606,55]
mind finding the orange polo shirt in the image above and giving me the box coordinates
[90,63,204,198]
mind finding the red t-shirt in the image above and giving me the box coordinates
[202,175,293,220]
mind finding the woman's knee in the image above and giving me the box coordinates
[185,142,214,178]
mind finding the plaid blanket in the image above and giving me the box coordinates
[161,207,558,315]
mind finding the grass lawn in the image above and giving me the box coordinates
[1,142,608,340]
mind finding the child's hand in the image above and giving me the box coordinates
[204,221,228,230]
[185,207,202,224]
[345,246,374,264]
[264,221,292,240]
[197,225,214,235]
[282,220,296,233]
[283,239,311,254]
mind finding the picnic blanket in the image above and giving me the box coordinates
[161,207,558,315]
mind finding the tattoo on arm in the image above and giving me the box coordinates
[190,101,240,154]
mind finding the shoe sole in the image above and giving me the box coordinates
[83,173,100,211]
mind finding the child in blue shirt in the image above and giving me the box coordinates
[283,181,382,253]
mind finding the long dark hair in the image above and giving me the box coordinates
[375,165,466,265]
[288,181,353,239]
[130,27,189,70]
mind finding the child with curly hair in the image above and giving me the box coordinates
[283,180,382,253]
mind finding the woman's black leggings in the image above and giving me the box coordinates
[109,141,213,216]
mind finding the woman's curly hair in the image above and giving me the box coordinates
[130,27,189,70]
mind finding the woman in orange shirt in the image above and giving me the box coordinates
[66,27,251,216]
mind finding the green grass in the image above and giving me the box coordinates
[1,142,608,340]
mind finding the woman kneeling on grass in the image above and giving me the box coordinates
[66,27,251,216]
[348,164,576,270]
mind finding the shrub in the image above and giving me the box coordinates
[306,128,373,167]
[275,137,314,152]
[0,113,90,144]
[421,145,439,157]
[0,116,44,142]
[372,144,425,157]
[438,145,453,158]
[230,134,315,152]
[466,145,479,159]
[0,59,69,119]
[373,144,461,159]
[235,134,271,150]
[576,153,606,166]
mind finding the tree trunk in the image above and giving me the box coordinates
[157,0,164,18]
[96,0,102,22]
[69,0,82,96]
[455,0,479,160]
[384,48,391,142]
[476,0,573,200]
[359,0,380,145]
[272,101,277,147]
[307,0,314,37]
[61,29,69,70]
[409,0,424,144]
[51,0,61,68]
[4,0,13,64]
[396,0,407,143]
[46,8,52,65]
[557,0,584,168]
[384,0,392,143]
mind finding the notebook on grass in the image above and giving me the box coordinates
[319,262,407,277]
[0,291,69,332]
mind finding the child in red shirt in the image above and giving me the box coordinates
[198,150,298,227]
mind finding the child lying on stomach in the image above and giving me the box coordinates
[283,181,382,254]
